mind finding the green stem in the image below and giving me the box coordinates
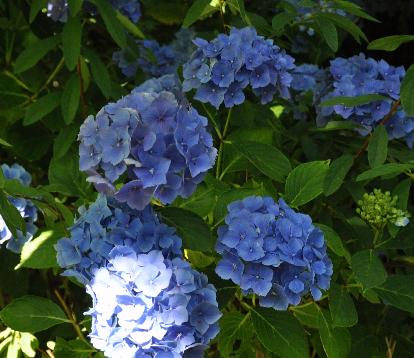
[54,290,93,347]
[373,228,383,245]
[216,108,232,179]
[202,103,222,140]
[22,57,65,106]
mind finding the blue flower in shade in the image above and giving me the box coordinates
[78,75,217,210]
[311,53,414,147]
[0,164,38,253]
[84,242,221,357]
[183,27,296,108]
[113,29,196,79]
[55,194,182,283]
[215,195,333,310]
[47,0,141,23]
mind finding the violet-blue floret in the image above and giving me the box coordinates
[316,53,414,147]
[182,27,296,108]
[78,75,217,210]
[215,195,333,310]
[85,245,221,357]
[114,29,195,79]
[0,164,38,253]
[55,194,182,284]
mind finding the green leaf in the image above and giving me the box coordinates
[312,120,363,132]
[17,229,64,269]
[14,36,61,73]
[285,160,330,207]
[61,74,80,125]
[48,149,90,198]
[23,92,60,126]
[54,337,95,358]
[0,190,25,238]
[374,275,414,314]
[85,49,112,98]
[329,284,358,327]
[233,141,291,183]
[351,250,387,289]
[235,0,251,25]
[62,15,82,70]
[367,35,414,51]
[318,12,367,43]
[218,312,252,356]
[401,64,414,116]
[393,178,411,210]
[116,11,145,39]
[318,308,351,358]
[68,0,83,15]
[0,295,69,333]
[316,17,338,52]
[158,207,213,252]
[251,308,308,358]
[0,137,12,147]
[317,224,350,261]
[182,0,211,28]
[331,1,380,22]
[89,0,127,48]
[29,0,47,23]
[53,123,80,159]
[320,94,387,107]
[356,163,414,182]
[323,154,353,196]
[271,12,295,33]
[291,302,320,328]
[368,125,388,168]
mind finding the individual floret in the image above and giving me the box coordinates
[85,245,221,357]
[78,75,217,210]
[182,27,296,108]
[0,164,38,253]
[215,196,333,310]
[55,194,182,283]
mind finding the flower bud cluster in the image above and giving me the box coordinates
[78,75,217,210]
[182,27,295,108]
[356,189,410,229]
[0,164,38,253]
[215,196,332,310]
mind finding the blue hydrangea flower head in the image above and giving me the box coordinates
[315,53,414,147]
[0,164,38,253]
[55,194,183,283]
[215,195,332,310]
[47,0,141,23]
[113,29,196,79]
[182,27,296,108]
[78,75,217,210]
[85,244,221,357]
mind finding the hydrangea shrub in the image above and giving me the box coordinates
[1,1,414,358]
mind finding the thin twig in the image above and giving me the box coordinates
[354,99,401,160]
[54,289,91,346]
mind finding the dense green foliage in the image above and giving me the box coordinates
[1,0,414,357]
